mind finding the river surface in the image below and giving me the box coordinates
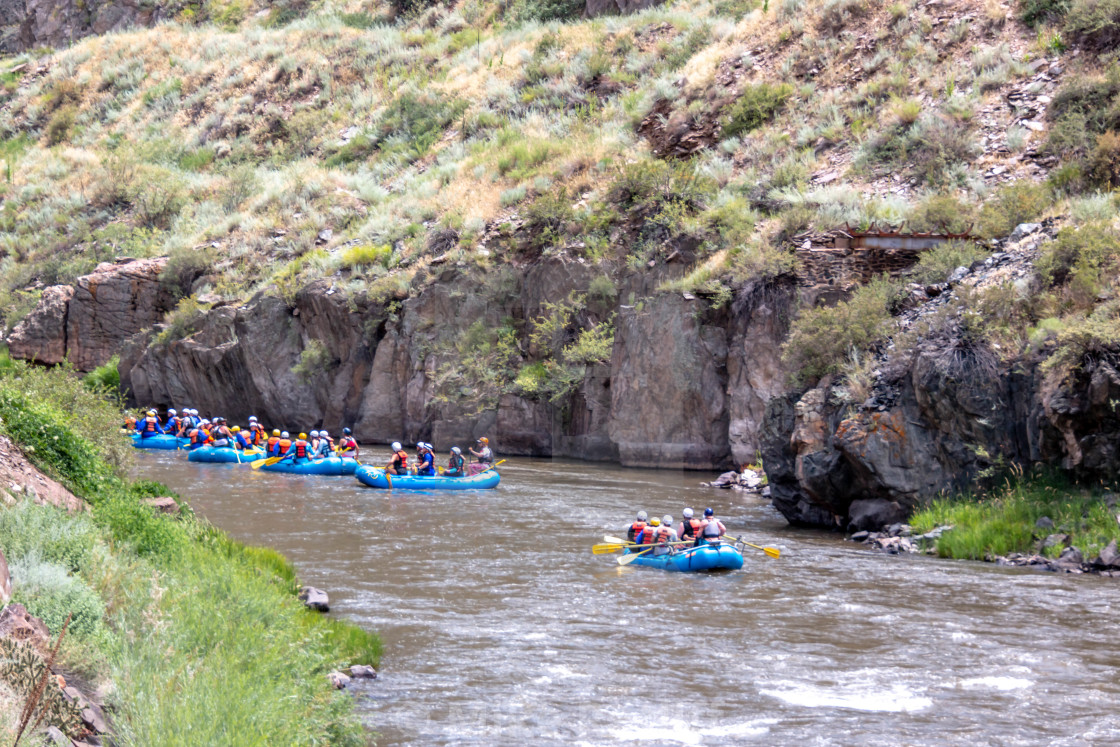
[132,452,1120,746]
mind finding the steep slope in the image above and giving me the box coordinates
[1,0,1119,508]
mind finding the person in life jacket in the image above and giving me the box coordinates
[162,409,178,432]
[626,511,649,543]
[414,443,436,476]
[248,416,266,446]
[319,429,335,454]
[282,433,311,463]
[139,410,165,438]
[276,432,293,458]
[387,442,408,475]
[636,517,662,546]
[697,507,726,545]
[187,421,210,450]
[210,418,233,448]
[337,428,359,459]
[266,429,282,457]
[676,508,701,544]
[309,431,322,457]
[189,409,201,427]
[123,412,138,430]
[652,515,679,556]
[232,426,253,451]
[444,446,465,477]
[469,437,493,464]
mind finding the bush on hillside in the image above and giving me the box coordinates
[0,501,98,573]
[782,277,903,382]
[514,0,584,21]
[976,182,1054,238]
[818,0,870,32]
[83,355,121,394]
[45,105,76,146]
[862,114,978,186]
[1065,0,1120,49]
[909,241,991,284]
[161,245,213,299]
[10,553,105,639]
[1021,0,1072,25]
[1046,70,1120,155]
[723,83,794,138]
[1087,130,1120,188]
[907,193,977,234]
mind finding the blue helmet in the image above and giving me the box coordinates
[704,508,714,517]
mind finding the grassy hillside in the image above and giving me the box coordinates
[0,0,1118,385]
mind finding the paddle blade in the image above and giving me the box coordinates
[591,543,625,555]
[763,547,781,559]
[603,535,629,545]
[251,456,281,470]
[617,548,651,565]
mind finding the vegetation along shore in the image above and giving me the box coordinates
[0,352,380,744]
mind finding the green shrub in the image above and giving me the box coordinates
[1087,130,1120,188]
[0,501,98,573]
[1042,312,1120,380]
[45,105,76,146]
[523,189,574,252]
[907,193,977,234]
[390,0,442,17]
[514,0,585,21]
[861,115,977,186]
[83,355,121,394]
[291,339,334,383]
[340,11,377,28]
[1022,0,1072,24]
[588,275,617,306]
[1065,0,1120,49]
[909,241,990,284]
[819,0,870,31]
[340,243,391,269]
[976,182,1054,238]
[782,276,902,382]
[1047,68,1120,142]
[11,554,105,639]
[1036,223,1120,287]
[153,296,210,346]
[378,89,466,156]
[161,246,213,299]
[723,83,794,138]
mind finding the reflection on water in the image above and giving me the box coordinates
[133,452,1120,746]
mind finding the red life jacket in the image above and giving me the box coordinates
[681,519,701,539]
[391,450,408,469]
[338,436,358,455]
[295,440,308,458]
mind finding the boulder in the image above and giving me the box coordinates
[6,285,73,365]
[0,435,85,512]
[348,664,377,679]
[1009,223,1042,243]
[1041,533,1070,551]
[0,602,51,654]
[43,726,69,746]
[143,496,180,515]
[81,702,108,733]
[1058,546,1084,565]
[0,546,9,604]
[847,499,907,533]
[18,0,166,51]
[710,471,740,488]
[328,671,350,689]
[1035,516,1055,530]
[299,586,330,612]
[1097,539,1120,568]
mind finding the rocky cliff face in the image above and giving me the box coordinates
[12,0,165,51]
[584,0,665,18]
[111,260,796,468]
[7,257,174,371]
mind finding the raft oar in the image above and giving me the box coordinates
[617,546,654,565]
[481,459,506,472]
[725,535,781,559]
[251,456,285,470]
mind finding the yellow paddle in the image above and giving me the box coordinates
[481,459,506,472]
[726,535,781,559]
[251,455,284,470]
[617,547,654,565]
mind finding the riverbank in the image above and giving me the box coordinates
[0,359,379,744]
[851,471,1120,575]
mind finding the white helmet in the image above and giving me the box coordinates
[637,511,648,522]
[281,431,289,438]
[249,415,258,422]
[662,515,673,527]
[392,441,402,451]
[683,508,694,519]
[452,446,461,454]
[320,430,329,437]
[168,409,177,415]
[310,430,319,438]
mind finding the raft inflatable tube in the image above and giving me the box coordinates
[259,457,359,476]
[624,543,744,572]
[354,466,500,490]
[130,434,188,450]
[187,446,265,464]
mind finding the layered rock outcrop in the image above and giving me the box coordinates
[13,0,167,51]
[7,257,174,371]
[114,261,795,469]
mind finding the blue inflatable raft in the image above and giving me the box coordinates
[354,466,500,490]
[131,434,188,450]
[259,457,359,476]
[624,543,744,572]
[187,446,265,464]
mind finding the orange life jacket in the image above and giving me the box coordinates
[250,424,265,445]
[142,416,159,433]
[278,438,292,454]
[681,518,701,539]
[628,521,646,543]
[391,450,408,469]
[266,436,280,452]
[655,526,673,543]
[124,415,137,429]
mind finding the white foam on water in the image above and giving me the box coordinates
[545,664,590,679]
[522,632,548,641]
[609,717,772,745]
[762,683,933,713]
[957,676,1033,691]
